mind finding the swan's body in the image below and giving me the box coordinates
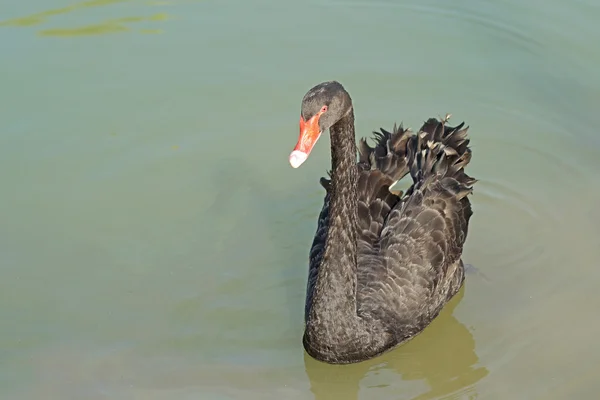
[289,81,476,364]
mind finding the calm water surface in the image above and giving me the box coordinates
[2,0,600,399]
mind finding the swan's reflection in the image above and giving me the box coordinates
[304,288,488,400]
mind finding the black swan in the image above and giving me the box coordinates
[289,81,476,364]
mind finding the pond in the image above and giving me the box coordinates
[1,0,599,398]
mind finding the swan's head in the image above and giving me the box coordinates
[289,80,352,168]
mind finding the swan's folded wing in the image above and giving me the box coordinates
[355,168,402,255]
[357,119,476,325]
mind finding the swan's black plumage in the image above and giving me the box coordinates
[297,81,476,364]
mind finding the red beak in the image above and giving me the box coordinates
[289,114,322,168]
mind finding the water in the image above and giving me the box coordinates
[1,0,599,398]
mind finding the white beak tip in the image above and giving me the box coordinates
[289,150,308,168]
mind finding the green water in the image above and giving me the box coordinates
[2,0,600,398]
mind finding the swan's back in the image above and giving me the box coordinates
[356,119,475,337]
[305,117,475,335]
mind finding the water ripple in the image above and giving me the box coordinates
[472,176,557,274]
[324,0,544,55]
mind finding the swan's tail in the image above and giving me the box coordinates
[357,123,413,181]
[406,116,477,196]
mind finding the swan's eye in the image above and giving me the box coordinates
[320,105,328,113]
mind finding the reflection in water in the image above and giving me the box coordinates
[304,289,488,400]
[0,0,170,36]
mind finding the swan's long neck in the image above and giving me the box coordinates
[304,109,391,363]
[309,109,359,325]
